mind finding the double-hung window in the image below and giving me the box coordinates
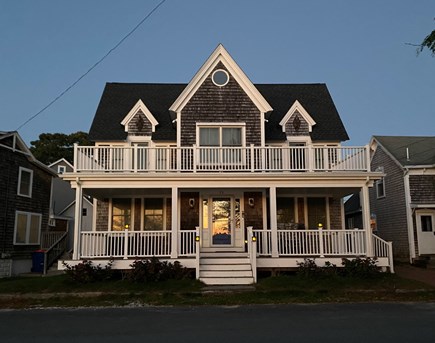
[17,167,33,197]
[14,211,41,245]
[198,125,244,166]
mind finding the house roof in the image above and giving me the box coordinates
[373,136,435,167]
[344,193,361,214]
[89,83,349,142]
[0,131,57,176]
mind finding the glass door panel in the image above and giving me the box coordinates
[212,197,232,245]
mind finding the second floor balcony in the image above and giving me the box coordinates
[73,145,370,173]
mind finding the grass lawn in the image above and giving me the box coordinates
[0,272,434,309]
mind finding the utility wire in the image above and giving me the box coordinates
[16,0,167,131]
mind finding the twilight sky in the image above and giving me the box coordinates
[1,0,434,146]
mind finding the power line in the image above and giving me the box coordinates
[16,0,167,131]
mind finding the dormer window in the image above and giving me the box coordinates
[212,69,229,87]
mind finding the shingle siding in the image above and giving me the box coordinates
[329,197,343,230]
[127,110,153,137]
[180,63,262,147]
[284,111,310,137]
[0,147,52,259]
[409,175,435,204]
[370,147,409,259]
[96,199,109,231]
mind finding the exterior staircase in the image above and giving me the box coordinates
[199,252,255,285]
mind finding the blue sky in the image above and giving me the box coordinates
[1,0,434,146]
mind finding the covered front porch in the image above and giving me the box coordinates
[61,176,394,282]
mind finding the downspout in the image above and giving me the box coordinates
[403,168,416,263]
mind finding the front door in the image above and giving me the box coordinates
[416,210,435,255]
[201,194,243,249]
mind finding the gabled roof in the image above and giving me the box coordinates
[89,83,349,142]
[121,99,159,133]
[48,158,74,170]
[258,84,348,142]
[89,83,185,141]
[372,136,435,167]
[279,100,316,133]
[344,193,361,214]
[0,131,57,176]
[169,44,272,114]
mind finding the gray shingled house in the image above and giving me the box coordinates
[59,45,392,284]
[0,131,57,277]
[369,136,435,265]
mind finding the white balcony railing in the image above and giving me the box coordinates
[253,229,367,257]
[74,145,369,173]
[80,230,197,259]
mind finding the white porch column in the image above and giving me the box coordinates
[171,187,178,258]
[72,181,83,260]
[361,185,374,257]
[269,186,279,257]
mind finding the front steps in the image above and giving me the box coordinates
[199,252,255,285]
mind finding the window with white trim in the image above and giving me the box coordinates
[58,165,66,174]
[198,125,244,165]
[14,211,41,245]
[376,167,386,198]
[17,167,33,197]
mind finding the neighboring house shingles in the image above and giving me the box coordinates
[369,136,435,263]
[0,131,56,277]
[60,45,390,284]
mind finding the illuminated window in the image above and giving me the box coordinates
[14,211,41,245]
[112,198,131,231]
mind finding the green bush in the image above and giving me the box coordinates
[341,257,380,278]
[63,260,113,283]
[297,258,338,278]
[128,257,190,283]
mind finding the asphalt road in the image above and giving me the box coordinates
[1,303,434,343]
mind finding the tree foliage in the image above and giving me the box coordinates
[30,131,91,165]
[420,29,435,56]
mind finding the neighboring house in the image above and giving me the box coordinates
[344,193,363,230]
[48,158,94,250]
[60,45,392,284]
[369,136,435,264]
[0,131,56,277]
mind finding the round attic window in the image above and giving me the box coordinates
[212,69,229,87]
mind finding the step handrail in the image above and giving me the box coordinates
[43,231,68,274]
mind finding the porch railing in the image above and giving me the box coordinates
[42,231,68,274]
[74,145,369,173]
[253,229,367,257]
[372,234,394,273]
[80,230,197,259]
[41,231,67,249]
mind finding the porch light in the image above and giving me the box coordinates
[317,223,323,229]
[195,236,200,242]
[252,236,257,242]
[125,224,130,229]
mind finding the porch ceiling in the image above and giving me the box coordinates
[84,186,359,199]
